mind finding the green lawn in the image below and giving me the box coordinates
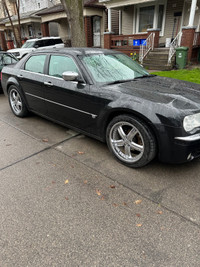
[151,68,200,84]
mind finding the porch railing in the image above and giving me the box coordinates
[193,32,200,46]
[110,34,148,49]
[139,33,155,64]
[168,31,182,64]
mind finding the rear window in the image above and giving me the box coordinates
[24,55,46,74]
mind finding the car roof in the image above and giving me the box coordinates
[26,37,61,42]
[30,47,122,56]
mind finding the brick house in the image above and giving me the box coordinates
[0,0,106,50]
[99,0,200,69]
[36,0,106,48]
[0,0,60,50]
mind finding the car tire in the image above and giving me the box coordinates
[106,115,157,168]
[8,86,29,117]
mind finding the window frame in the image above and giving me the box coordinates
[23,54,47,74]
[46,53,86,83]
[135,0,167,37]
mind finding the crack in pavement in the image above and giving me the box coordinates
[0,133,80,172]
[0,118,43,142]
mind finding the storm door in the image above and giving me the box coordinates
[93,16,101,47]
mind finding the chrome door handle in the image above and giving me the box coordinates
[44,81,53,87]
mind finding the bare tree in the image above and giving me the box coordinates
[2,0,22,47]
[60,0,86,47]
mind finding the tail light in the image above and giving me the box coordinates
[0,71,2,80]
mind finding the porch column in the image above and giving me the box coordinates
[0,31,7,51]
[104,32,113,49]
[147,29,160,48]
[84,16,93,47]
[188,0,197,27]
[119,10,122,35]
[181,27,196,61]
[41,22,49,37]
[153,4,159,29]
[108,8,112,32]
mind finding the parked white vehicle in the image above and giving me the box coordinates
[8,37,64,59]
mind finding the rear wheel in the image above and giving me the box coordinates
[8,86,29,117]
[106,115,157,168]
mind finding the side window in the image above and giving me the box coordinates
[35,40,44,47]
[43,39,54,46]
[54,38,63,44]
[25,55,46,74]
[49,55,79,78]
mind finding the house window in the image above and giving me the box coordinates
[158,5,164,30]
[136,2,166,36]
[139,6,154,32]
[38,2,41,8]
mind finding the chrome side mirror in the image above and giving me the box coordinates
[62,71,79,81]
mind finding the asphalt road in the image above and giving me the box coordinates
[0,93,200,267]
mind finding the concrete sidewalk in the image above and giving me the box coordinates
[0,94,200,267]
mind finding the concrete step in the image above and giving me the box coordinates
[146,54,169,60]
[143,63,173,71]
[144,58,175,64]
[153,48,170,52]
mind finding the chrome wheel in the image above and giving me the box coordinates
[8,86,29,117]
[109,121,144,163]
[10,88,23,115]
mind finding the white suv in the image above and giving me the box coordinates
[8,37,64,59]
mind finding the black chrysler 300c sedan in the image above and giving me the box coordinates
[2,48,200,167]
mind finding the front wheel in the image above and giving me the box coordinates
[8,86,29,117]
[106,115,157,168]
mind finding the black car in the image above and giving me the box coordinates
[2,48,200,167]
[0,52,18,91]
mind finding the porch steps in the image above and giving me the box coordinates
[143,48,175,71]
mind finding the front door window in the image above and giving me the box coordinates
[93,16,101,47]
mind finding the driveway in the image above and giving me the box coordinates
[0,93,200,267]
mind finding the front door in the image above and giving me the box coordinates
[43,54,98,133]
[93,16,101,47]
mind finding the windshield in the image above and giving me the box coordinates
[80,53,149,84]
[21,41,35,48]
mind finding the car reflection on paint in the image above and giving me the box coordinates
[2,48,200,168]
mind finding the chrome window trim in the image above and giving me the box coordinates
[25,92,97,119]
[20,70,85,85]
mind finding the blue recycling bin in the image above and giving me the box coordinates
[140,39,146,45]
[133,39,140,46]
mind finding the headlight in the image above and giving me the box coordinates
[183,113,200,132]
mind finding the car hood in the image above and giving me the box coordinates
[104,75,200,112]
[8,48,34,53]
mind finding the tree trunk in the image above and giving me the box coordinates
[2,0,21,48]
[16,0,22,46]
[60,0,86,47]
